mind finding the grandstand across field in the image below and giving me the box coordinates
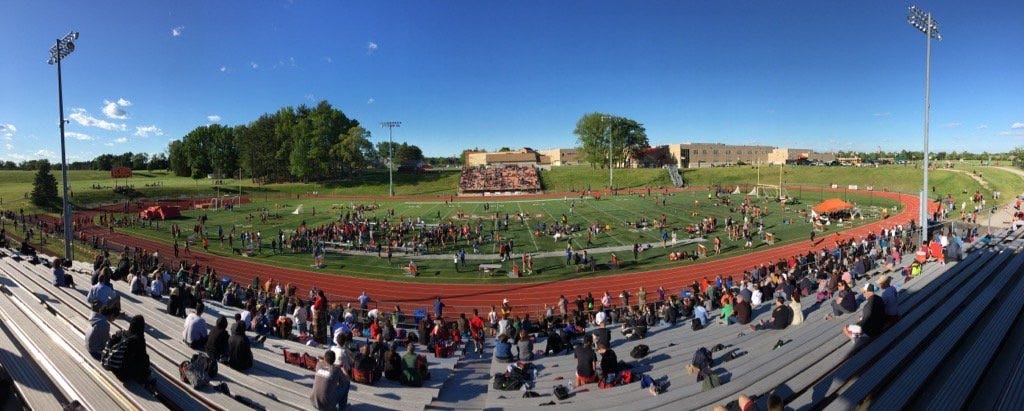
[459,165,542,195]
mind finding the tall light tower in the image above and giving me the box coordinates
[47,31,80,261]
[380,121,401,197]
[907,5,941,246]
[601,115,616,189]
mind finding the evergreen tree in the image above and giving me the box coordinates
[31,161,60,211]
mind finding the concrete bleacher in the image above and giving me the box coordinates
[0,251,460,411]
[481,252,947,410]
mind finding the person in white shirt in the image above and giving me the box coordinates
[488,307,498,337]
[594,310,608,326]
[497,316,510,337]
[149,275,164,299]
[751,288,764,307]
[693,304,709,326]
[293,300,309,335]
[183,302,209,350]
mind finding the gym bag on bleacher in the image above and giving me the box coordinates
[630,344,650,359]
[179,352,211,389]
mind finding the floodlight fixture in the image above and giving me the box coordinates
[47,30,80,261]
[906,6,941,246]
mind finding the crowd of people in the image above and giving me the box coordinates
[459,165,541,193]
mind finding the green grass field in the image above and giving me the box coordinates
[117,190,899,283]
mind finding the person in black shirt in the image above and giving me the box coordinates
[734,294,753,325]
[574,338,598,386]
[597,342,618,378]
[592,324,611,349]
[844,284,887,344]
[205,316,230,363]
[749,297,793,331]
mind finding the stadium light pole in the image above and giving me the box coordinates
[907,5,941,246]
[48,31,80,262]
[601,115,615,190]
[380,121,401,197]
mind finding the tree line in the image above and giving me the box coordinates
[165,100,426,182]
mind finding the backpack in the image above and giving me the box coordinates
[700,368,721,391]
[630,344,650,359]
[101,332,129,372]
[179,352,211,388]
[493,372,525,391]
[692,347,712,370]
[691,318,703,331]
[553,384,570,400]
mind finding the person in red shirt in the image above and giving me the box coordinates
[469,309,486,354]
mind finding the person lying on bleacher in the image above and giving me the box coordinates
[748,297,793,331]
[206,316,230,364]
[183,302,210,350]
[310,350,350,411]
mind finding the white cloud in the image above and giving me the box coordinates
[207,115,221,122]
[35,149,56,158]
[1013,122,1024,129]
[978,124,988,129]
[873,112,891,117]
[103,142,114,147]
[114,137,128,144]
[367,41,378,54]
[69,108,126,131]
[102,100,129,119]
[219,66,227,72]
[0,123,16,133]
[4,143,12,150]
[65,131,92,140]
[367,98,375,105]
[250,62,259,69]
[944,122,962,128]
[117,98,132,107]
[305,93,315,101]
[172,26,184,37]
[134,125,163,138]
[323,56,333,63]
[6,153,27,161]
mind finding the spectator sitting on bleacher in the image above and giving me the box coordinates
[87,272,120,315]
[693,301,710,327]
[310,350,350,411]
[228,322,254,371]
[876,275,900,328]
[330,332,355,375]
[597,342,619,379]
[351,345,380,384]
[734,294,752,325]
[129,270,147,295]
[383,345,402,381]
[494,334,513,363]
[86,305,118,360]
[52,258,74,288]
[183,302,210,350]
[516,330,534,361]
[206,316,230,363]
[401,342,428,387]
[790,292,804,325]
[843,284,887,346]
[592,322,611,348]
[113,315,154,388]
[825,280,857,320]
[148,272,164,300]
[574,338,599,386]
[749,297,794,331]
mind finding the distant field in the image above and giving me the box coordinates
[118,190,899,283]
[0,164,1019,215]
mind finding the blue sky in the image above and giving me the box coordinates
[1,1,1022,161]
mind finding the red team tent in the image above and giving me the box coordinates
[139,205,181,220]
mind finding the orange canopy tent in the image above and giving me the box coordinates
[812,198,854,214]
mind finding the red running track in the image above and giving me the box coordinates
[64,189,923,315]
